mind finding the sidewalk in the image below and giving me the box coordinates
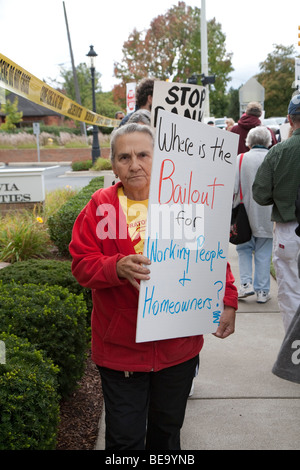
[95,243,300,451]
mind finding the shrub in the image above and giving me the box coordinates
[43,186,79,222]
[71,160,93,171]
[48,177,104,256]
[0,333,60,450]
[0,282,88,398]
[0,259,92,318]
[0,210,51,263]
[92,157,112,171]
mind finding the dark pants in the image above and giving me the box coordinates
[98,355,199,450]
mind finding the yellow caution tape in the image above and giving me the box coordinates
[0,53,120,128]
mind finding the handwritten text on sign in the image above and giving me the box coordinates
[136,110,239,343]
[151,81,207,128]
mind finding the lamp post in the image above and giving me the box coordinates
[86,45,100,163]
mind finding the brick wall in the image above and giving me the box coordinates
[0,147,110,164]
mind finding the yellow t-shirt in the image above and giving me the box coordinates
[118,187,148,255]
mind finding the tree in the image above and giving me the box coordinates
[0,96,23,130]
[225,87,240,122]
[51,63,122,121]
[58,62,101,109]
[113,1,233,116]
[256,44,299,117]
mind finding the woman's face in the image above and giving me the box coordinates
[112,131,153,200]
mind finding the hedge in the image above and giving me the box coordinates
[0,259,93,318]
[0,282,88,398]
[48,176,104,256]
[0,333,60,450]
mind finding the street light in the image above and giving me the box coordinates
[86,45,100,163]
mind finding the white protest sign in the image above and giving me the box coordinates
[126,82,136,114]
[151,81,207,128]
[136,109,239,343]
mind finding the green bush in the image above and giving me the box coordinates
[0,282,88,398]
[48,176,104,256]
[0,333,60,450]
[92,157,112,171]
[71,160,93,171]
[0,259,92,318]
[0,210,51,263]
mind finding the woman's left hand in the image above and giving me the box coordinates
[213,306,236,339]
[117,254,151,290]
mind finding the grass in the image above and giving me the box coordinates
[0,186,78,263]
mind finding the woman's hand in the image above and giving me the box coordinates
[213,306,236,339]
[117,254,151,290]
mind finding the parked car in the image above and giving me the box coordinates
[272,117,287,126]
[214,117,227,129]
[263,118,280,133]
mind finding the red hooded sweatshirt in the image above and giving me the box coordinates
[231,114,277,154]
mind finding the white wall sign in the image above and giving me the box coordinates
[0,168,45,204]
[151,81,207,128]
[136,110,239,343]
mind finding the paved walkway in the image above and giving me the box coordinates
[96,243,300,450]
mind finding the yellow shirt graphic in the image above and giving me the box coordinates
[118,187,148,255]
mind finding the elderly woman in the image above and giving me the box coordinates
[69,123,238,450]
[128,108,151,126]
[233,126,273,303]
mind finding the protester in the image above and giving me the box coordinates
[128,108,151,126]
[233,126,273,303]
[272,189,300,384]
[115,110,125,120]
[253,94,300,331]
[225,118,235,131]
[231,102,277,154]
[69,123,238,450]
[119,77,155,126]
[272,251,300,384]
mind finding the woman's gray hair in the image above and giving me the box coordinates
[110,123,155,162]
[128,109,151,125]
[245,126,272,148]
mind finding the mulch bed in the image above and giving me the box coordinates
[56,351,103,450]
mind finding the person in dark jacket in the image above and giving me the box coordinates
[119,77,155,127]
[231,101,277,154]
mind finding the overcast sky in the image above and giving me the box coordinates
[1,0,299,93]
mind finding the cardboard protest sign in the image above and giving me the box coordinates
[151,80,207,128]
[136,109,239,343]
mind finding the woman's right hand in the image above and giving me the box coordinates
[117,254,151,290]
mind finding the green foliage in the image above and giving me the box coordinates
[0,258,93,317]
[225,87,240,123]
[92,157,112,171]
[48,177,104,256]
[0,210,51,263]
[114,2,233,116]
[43,186,79,221]
[0,282,88,398]
[21,125,82,136]
[71,160,93,171]
[96,91,124,120]
[256,44,299,117]
[0,333,60,450]
[0,96,23,131]
[58,62,101,108]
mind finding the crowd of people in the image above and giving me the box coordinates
[69,76,300,450]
